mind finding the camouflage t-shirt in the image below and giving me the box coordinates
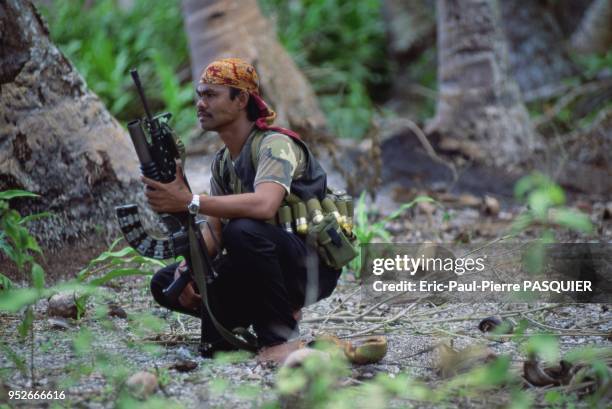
[209,133,306,196]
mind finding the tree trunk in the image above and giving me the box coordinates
[550,0,593,37]
[0,1,149,276]
[571,0,612,53]
[500,0,576,99]
[181,0,327,140]
[426,0,539,169]
[382,0,436,58]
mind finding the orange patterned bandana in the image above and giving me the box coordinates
[199,58,300,139]
[200,58,260,94]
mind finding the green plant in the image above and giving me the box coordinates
[276,342,349,408]
[0,190,50,278]
[77,237,167,286]
[571,50,612,80]
[38,0,195,139]
[348,192,435,276]
[0,189,52,383]
[72,237,167,322]
[259,0,390,139]
[512,172,593,235]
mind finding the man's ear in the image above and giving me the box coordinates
[238,90,249,109]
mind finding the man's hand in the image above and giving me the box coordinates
[174,261,202,311]
[142,164,193,213]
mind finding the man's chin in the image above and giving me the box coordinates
[199,119,215,131]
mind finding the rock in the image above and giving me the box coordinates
[478,316,513,334]
[438,137,486,161]
[357,371,374,380]
[436,344,497,378]
[603,203,612,220]
[454,230,471,244]
[107,303,127,319]
[482,195,500,216]
[175,346,193,360]
[523,359,575,387]
[170,359,198,372]
[344,336,388,365]
[47,293,78,319]
[126,371,158,398]
[282,348,327,369]
[47,318,70,330]
[457,194,481,208]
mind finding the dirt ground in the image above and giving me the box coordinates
[1,144,611,408]
[1,198,611,408]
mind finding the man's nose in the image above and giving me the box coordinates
[196,98,208,110]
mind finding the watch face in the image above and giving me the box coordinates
[188,195,199,214]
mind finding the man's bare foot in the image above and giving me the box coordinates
[256,339,305,364]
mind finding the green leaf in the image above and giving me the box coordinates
[75,294,89,320]
[73,328,93,356]
[25,234,42,254]
[17,306,34,339]
[31,263,45,289]
[108,237,125,251]
[507,390,534,409]
[384,196,435,222]
[550,208,593,233]
[510,213,533,234]
[0,288,41,312]
[546,184,566,206]
[528,190,552,219]
[564,346,612,364]
[0,190,39,200]
[88,247,136,264]
[18,211,53,225]
[522,240,546,275]
[514,173,549,200]
[88,268,154,286]
[277,369,307,395]
[525,334,560,363]
[0,273,13,291]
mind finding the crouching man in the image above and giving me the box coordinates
[142,58,342,362]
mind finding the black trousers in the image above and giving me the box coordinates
[150,218,341,348]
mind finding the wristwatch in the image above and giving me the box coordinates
[187,194,200,215]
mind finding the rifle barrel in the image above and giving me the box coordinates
[130,69,154,122]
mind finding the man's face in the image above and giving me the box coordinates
[195,84,244,131]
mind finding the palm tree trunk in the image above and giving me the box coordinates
[571,0,612,53]
[181,0,327,139]
[500,0,576,98]
[0,0,149,275]
[426,0,539,168]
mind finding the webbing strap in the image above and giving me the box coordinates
[188,217,258,352]
[221,148,243,195]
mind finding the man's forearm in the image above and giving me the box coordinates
[198,192,276,220]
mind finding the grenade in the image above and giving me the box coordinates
[279,205,293,234]
[342,194,354,234]
[335,195,348,229]
[306,198,324,225]
[322,196,342,225]
[292,202,308,235]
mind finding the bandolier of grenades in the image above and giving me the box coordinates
[278,190,355,239]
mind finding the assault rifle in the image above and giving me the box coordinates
[115,69,195,298]
[115,69,257,354]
